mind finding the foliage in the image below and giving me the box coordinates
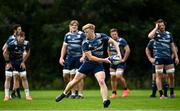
[0,0,180,89]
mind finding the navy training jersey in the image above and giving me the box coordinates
[64,31,86,57]
[146,39,154,52]
[6,35,16,45]
[8,40,30,62]
[108,37,128,58]
[153,31,173,59]
[83,33,110,63]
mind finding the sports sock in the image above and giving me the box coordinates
[5,89,9,97]
[112,91,117,94]
[170,88,174,95]
[24,89,30,96]
[11,90,15,95]
[163,81,168,96]
[159,90,163,96]
[124,88,128,90]
[152,81,157,96]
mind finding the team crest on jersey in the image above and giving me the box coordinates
[77,35,80,38]
[67,36,71,39]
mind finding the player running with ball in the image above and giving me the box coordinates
[55,23,121,108]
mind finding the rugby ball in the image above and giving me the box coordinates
[108,55,121,65]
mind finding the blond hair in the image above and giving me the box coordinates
[82,23,95,31]
[69,20,79,26]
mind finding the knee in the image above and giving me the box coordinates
[98,79,105,86]
[21,76,27,81]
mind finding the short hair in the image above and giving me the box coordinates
[12,24,21,31]
[155,19,165,23]
[69,20,79,26]
[19,31,25,37]
[82,23,95,31]
[110,28,118,33]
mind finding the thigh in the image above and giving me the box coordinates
[95,71,106,81]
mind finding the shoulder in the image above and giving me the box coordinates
[65,32,71,37]
[24,40,29,45]
[96,33,109,39]
[8,40,17,47]
[78,31,83,34]
[165,31,172,36]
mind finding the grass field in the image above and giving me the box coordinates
[0,90,180,111]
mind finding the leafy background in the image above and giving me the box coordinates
[0,0,180,90]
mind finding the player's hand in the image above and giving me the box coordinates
[20,62,26,69]
[104,57,111,64]
[6,63,12,69]
[59,57,64,66]
[175,57,179,65]
[149,58,155,64]
[80,57,84,63]
[155,23,159,30]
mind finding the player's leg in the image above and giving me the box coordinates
[55,72,86,102]
[150,73,157,97]
[75,58,84,99]
[95,71,110,108]
[162,73,168,97]
[11,71,20,99]
[155,64,164,99]
[20,71,32,101]
[109,67,117,98]
[165,64,175,98]
[76,77,84,99]
[116,68,129,97]
[150,65,157,97]
[69,69,77,99]
[16,76,21,99]
[4,69,13,101]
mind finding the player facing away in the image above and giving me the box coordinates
[56,23,121,108]
[59,20,85,99]
[107,28,130,98]
[148,19,179,99]
[3,31,32,101]
[2,24,23,99]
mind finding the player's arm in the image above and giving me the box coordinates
[84,51,110,63]
[171,43,179,65]
[107,47,111,57]
[80,51,85,63]
[22,49,30,63]
[59,42,68,65]
[3,48,10,62]
[122,44,130,62]
[3,46,12,69]
[108,38,122,59]
[145,47,154,64]
[148,23,159,39]
[2,43,7,51]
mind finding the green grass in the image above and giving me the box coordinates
[0,90,180,110]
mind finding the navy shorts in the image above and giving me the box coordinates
[78,61,104,75]
[154,57,174,65]
[110,62,126,70]
[64,56,82,70]
[6,61,26,72]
